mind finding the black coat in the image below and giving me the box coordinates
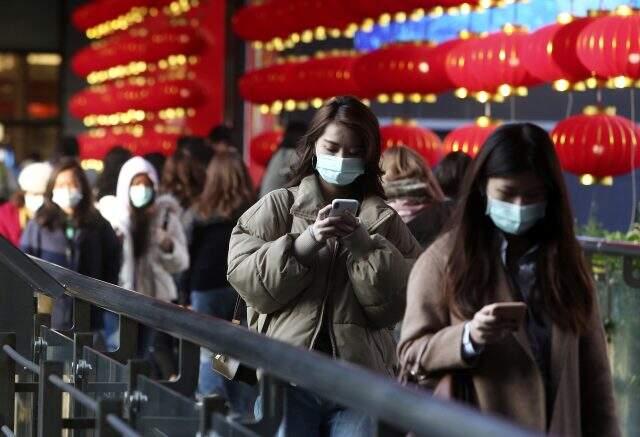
[183,215,236,296]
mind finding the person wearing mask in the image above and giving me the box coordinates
[259,120,308,198]
[228,96,422,436]
[114,157,189,376]
[434,151,472,201]
[398,124,619,436]
[20,159,121,330]
[96,146,133,225]
[185,152,256,412]
[18,162,53,224]
[381,146,453,249]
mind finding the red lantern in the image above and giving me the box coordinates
[446,30,540,96]
[239,55,362,104]
[250,130,284,166]
[551,106,640,179]
[70,79,204,118]
[442,118,500,158]
[72,24,203,77]
[380,123,442,166]
[354,40,461,98]
[521,21,591,85]
[576,13,640,85]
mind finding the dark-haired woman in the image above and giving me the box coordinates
[186,152,256,412]
[20,159,121,330]
[398,123,619,435]
[228,96,421,435]
[112,157,189,376]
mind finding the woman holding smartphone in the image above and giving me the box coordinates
[398,123,619,435]
[228,96,421,436]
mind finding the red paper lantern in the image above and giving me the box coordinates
[446,30,540,96]
[72,24,203,77]
[239,55,362,104]
[576,13,640,84]
[250,130,284,166]
[521,21,591,85]
[69,79,204,118]
[380,123,442,166]
[551,106,640,179]
[442,118,500,158]
[354,40,461,98]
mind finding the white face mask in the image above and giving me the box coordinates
[486,197,547,235]
[24,193,44,215]
[315,153,365,186]
[129,185,154,208]
[52,188,83,211]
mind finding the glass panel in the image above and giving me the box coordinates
[0,54,20,119]
[593,255,640,437]
[82,346,128,401]
[134,374,199,435]
[26,53,61,121]
[42,327,74,377]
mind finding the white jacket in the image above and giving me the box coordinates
[111,157,189,302]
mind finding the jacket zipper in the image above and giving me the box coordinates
[309,239,339,357]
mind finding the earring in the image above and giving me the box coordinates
[311,155,317,169]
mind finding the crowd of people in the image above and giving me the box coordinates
[0,96,620,436]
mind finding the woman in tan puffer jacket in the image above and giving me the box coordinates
[228,96,421,436]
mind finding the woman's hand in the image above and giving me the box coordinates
[468,304,519,346]
[310,205,358,243]
[156,228,174,253]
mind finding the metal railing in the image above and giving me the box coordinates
[1,235,636,436]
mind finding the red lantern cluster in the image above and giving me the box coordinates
[446,29,540,97]
[354,40,461,98]
[442,118,500,158]
[239,55,362,104]
[551,107,640,180]
[380,123,442,166]
[250,130,284,166]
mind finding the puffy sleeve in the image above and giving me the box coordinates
[345,212,422,328]
[157,211,189,275]
[398,238,473,375]
[227,189,313,315]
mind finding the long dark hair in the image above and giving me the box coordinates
[161,136,212,209]
[288,96,385,198]
[96,146,132,199]
[195,152,255,220]
[445,123,594,334]
[37,158,98,230]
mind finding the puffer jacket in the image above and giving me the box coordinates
[227,175,422,375]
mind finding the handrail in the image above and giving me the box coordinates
[577,236,640,257]
[2,345,39,374]
[14,256,537,436]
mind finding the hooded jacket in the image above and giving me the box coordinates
[227,175,422,375]
[111,157,189,301]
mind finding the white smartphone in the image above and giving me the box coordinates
[329,199,359,218]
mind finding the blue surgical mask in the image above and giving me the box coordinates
[315,153,365,186]
[129,185,154,208]
[486,197,546,235]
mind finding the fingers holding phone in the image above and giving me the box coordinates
[469,302,527,346]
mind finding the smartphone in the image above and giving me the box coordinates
[491,302,527,326]
[329,199,359,218]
